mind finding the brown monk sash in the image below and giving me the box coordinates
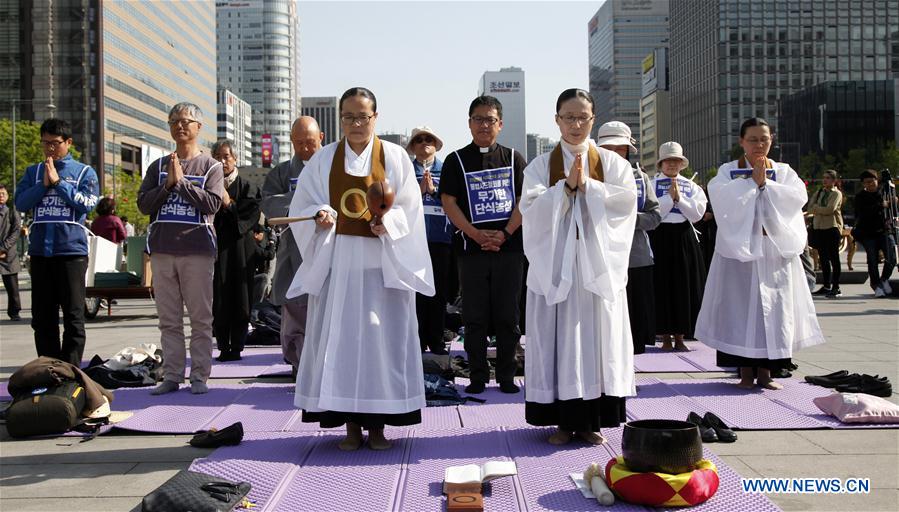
[738,156,775,169]
[549,144,604,186]
[329,137,386,238]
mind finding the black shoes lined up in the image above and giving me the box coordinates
[805,370,893,397]
[686,412,738,443]
[463,381,520,394]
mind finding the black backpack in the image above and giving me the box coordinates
[6,381,87,438]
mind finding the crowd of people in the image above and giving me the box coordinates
[6,87,897,450]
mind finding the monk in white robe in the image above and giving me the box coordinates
[696,117,824,390]
[286,88,434,450]
[521,89,637,445]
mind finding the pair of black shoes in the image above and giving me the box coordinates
[687,412,738,443]
[215,352,242,362]
[805,371,893,397]
[190,421,244,448]
[464,381,520,394]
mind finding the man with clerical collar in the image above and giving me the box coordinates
[286,87,434,451]
[15,118,99,365]
[261,116,324,378]
[138,102,224,395]
[408,126,453,355]
[438,95,527,394]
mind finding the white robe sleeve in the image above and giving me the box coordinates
[676,179,708,223]
[758,164,809,258]
[286,146,337,298]
[379,147,435,295]
[709,161,807,262]
[521,149,637,304]
[520,154,577,305]
[579,151,638,300]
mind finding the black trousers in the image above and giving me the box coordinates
[416,242,452,352]
[214,322,247,355]
[459,250,524,384]
[30,255,88,366]
[2,273,20,317]
[815,227,842,289]
[858,235,897,290]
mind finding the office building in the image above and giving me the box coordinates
[217,0,299,166]
[300,96,340,145]
[639,48,671,171]
[526,134,557,163]
[670,0,899,176]
[379,133,409,149]
[217,89,253,166]
[587,0,670,140]
[478,67,526,159]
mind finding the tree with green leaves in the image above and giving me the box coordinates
[0,118,82,189]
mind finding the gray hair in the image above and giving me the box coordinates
[211,139,234,157]
[169,102,203,123]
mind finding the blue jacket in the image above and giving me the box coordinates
[15,154,99,257]
[413,157,452,244]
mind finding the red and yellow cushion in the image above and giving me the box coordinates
[605,456,719,507]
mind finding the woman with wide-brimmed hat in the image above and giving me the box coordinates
[648,141,708,351]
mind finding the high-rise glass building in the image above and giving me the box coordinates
[4,0,215,190]
[217,89,254,167]
[300,96,340,146]
[587,0,670,140]
[670,0,899,175]
[217,0,298,167]
[478,67,526,159]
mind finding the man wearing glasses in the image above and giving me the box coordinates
[438,96,527,394]
[15,118,99,365]
[407,126,453,355]
[138,103,224,395]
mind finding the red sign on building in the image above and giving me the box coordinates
[261,134,272,167]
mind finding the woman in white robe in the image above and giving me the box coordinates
[695,117,825,390]
[521,89,637,445]
[286,88,434,450]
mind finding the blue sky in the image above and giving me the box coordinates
[298,1,604,158]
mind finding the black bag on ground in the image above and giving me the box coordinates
[245,300,281,345]
[5,381,87,438]
[141,470,251,512]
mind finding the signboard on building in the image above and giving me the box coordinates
[642,48,668,98]
[261,134,273,167]
[488,80,521,93]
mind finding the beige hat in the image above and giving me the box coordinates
[595,121,638,154]
[407,126,444,152]
[656,141,690,170]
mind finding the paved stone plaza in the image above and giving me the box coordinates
[0,272,896,511]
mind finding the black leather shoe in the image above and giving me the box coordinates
[812,286,831,296]
[190,421,244,448]
[804,370,848,384]
[464,381,486,394]
[772,368,792,378]
[499,381,520,394]
[806,373,862,388]
[835,375,893,397]
[702,412,737,443]
[687,412,718,442]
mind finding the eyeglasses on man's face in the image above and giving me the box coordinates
[340,114,375,126]
[470,116,499,126]
[558,115,595,126]
[168,119,199,128]
[40,139,67,149]
[412,135,435,145]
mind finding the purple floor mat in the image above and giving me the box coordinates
[662,379,834,430]
[634,346,703,372]
[185,348,286,379]
[459,403,530,428]
[759,379,899,429]
[189,431,319,510]
[203,383,301,433]
[398,428,523,512]
[0,380,9,400]
[112,385,249,433]
[678,342,734,372]
[629,377,713,423]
